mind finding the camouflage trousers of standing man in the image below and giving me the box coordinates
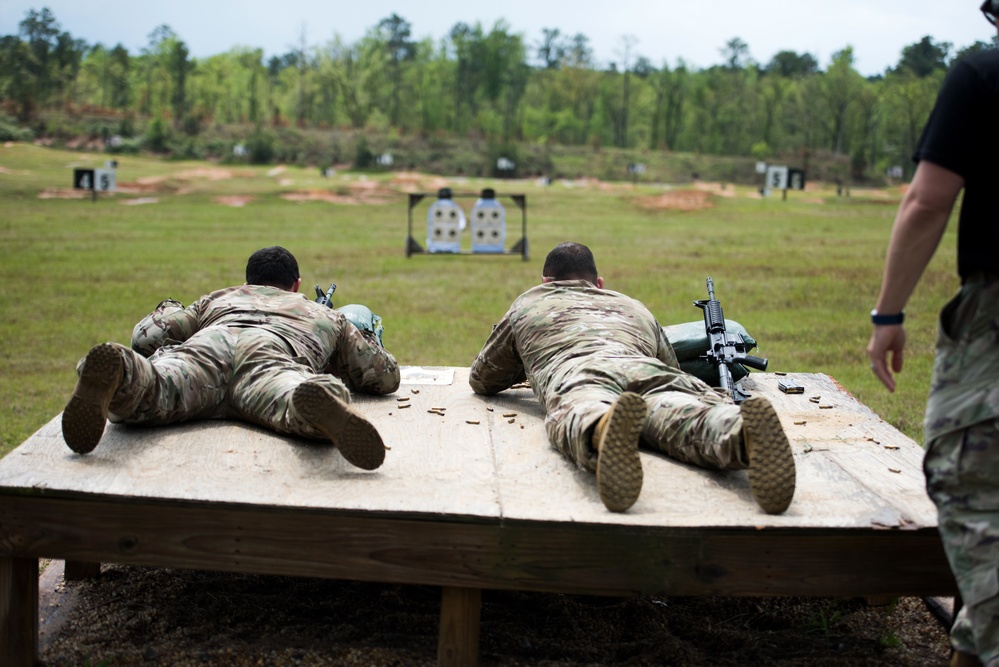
[95,327,351,440]
[923,279,999,666]
[541,357,747,473]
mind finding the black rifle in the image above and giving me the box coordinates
[693,277,768,403]
[314,283,336,308]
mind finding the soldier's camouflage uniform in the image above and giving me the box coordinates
[923,279,999,664]
[469,280,747,472]
[95,284,399,439]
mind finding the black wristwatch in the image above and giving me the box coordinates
[870,309,905,326]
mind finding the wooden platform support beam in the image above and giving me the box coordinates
[0,556,37,667]
[438,586,481,667]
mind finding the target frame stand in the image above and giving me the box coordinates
[405,192,529,261]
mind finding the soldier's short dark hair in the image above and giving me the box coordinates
[542,242,599,283]
[245,246,300,289]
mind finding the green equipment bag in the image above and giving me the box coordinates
[337,304,385,347]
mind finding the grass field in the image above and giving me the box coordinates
[0,142,958,457]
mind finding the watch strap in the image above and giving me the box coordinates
[871,309,905,325]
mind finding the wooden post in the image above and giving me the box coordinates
[437,586,481,667]
[0,556,38,667]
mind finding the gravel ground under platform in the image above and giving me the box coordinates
[37,560,954,666]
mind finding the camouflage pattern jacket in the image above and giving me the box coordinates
[470,280,678,405]
[130,285,400,395]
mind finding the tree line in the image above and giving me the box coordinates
[1,7,995,180]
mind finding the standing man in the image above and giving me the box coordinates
[868,4,999,664]
[62,246,400,470]
[470,241,795,514]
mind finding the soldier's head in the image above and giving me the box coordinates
[245,246,302,292]
[542,242,603,288]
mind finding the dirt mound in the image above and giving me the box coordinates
[635,189,714,212]
[282,180,396,205]
[37,187,90,199]
[692,181,737,197]
[214,195,253,207]
[390,171,451,192]
[137,168,237,185]
[115,181,164,194]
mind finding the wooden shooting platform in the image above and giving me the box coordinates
[0,369,956,666]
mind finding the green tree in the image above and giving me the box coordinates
[894,36,950,77]
[168,38,192,127]
[765,50,818,78]
[882,70,943,177]
[376,13,415,126]
[15,7,61,117]
[613,34,638,148]
[821,47,864,154]
[537,28,565,69]
[953,38,999,63]
[720,36,752,70]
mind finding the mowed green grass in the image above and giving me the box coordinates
[0,143,957,456]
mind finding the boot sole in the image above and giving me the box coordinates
[741,396,796,514]
[596,392,647,512]
[292,383,386,471]
[61,343,123,454]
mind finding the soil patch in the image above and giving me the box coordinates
[692,181,737,197]
[390,171,451,193]
[37,187,90,199]
[635,189,714,212]
[215,195,254,207]
[281,181,396,205]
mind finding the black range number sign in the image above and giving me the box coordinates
[73,168,116,191]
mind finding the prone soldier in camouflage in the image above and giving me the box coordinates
[61,246,400,470]
[867,5,999,664]
[470,241,795,513]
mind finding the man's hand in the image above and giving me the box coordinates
[867,324,906,392]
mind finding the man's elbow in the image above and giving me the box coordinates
[469,378,499,396]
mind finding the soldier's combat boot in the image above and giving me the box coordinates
[593,392,647,512]
[292,382,386,470]
[740,396,796,514]
[62,343,124,454]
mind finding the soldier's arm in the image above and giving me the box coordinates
[330,324,401,395]
[130,298,200,357]
[469,313,526,395]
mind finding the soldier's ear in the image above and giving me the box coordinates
[290,278,302,293]
[596,277,604,289]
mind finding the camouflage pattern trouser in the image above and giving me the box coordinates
[924,279,999,665]
[543,357,745,473]
[104,327,349,440]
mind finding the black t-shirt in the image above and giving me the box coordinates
[914,49,999,278]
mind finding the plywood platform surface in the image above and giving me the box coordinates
[0,369,934,530]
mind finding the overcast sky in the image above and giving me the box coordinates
[0,1,993,76]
